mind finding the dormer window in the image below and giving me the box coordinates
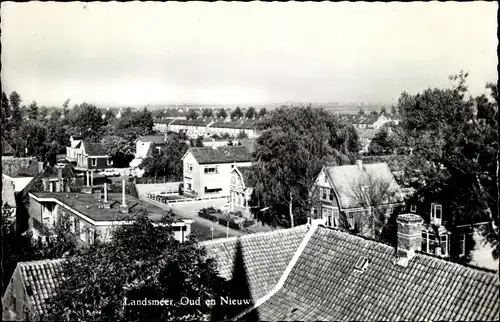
[431,203,442,226]
[354,257,371,273]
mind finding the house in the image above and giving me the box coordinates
[65,136,83,163]
[4,217,499,321]
[162,108,187,120]
[338,114,391,129]
[229,166,258,217]
[75,141,113,171]
[27,182,193,246]
[310,160,405,232]
[169,119,215,138]
[153,118,175,133]
[357,128,379,153]
[207,120,258,138]
[181,146,252,198]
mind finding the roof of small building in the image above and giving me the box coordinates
[137,135,167,144]
[357,128,379,140]
[29,192,186,222]
[2,136,15,155]
[187,146,252,164]
[324,162,403,209]
[83,142,108,156]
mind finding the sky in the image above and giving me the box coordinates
[1,2,497,107]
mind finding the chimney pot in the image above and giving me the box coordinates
[397,213,423,255]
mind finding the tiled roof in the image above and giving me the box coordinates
[18,160,43,177]
[83,142,108,156]
[248,227,500,321]
[18,259,65,317]
[2,136,15,155]
[1,157,36,177]
[201,226,308,301]
[239,138,256,154]
[325,162,403,209]
[187,146,252,164]
[357,128,379,140]
[153,118,174,124]
[209,120,256,130]
[171,119,213,126]
[137,135,167,144]
[361,155,411,173]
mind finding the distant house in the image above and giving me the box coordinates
[338,114,391,129]
[75,141,113,171]
[310,160,405,231]
[169,119,215,138]
[65,136,83,163]
[4,222,499,321]
[207,120,258,138]
[130,135,171,168]
[27,185,193,246]
[357,128,379,153]
[153,118,175,133]
[181,146,252,198]
[229,166,258,217]
[163,108,187,120]
[201,138,241,148]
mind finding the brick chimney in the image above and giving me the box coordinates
[396,214,423,261]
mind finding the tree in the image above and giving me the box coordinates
[221,132,232,140]
[367,128,404,156]
[27,101,39,120]
[358,108,365,115]
[101,135,135,167]
[380,107,387,115]
[9,91,22,110]
[186,109,199,120]
[140,133,189,180]
[67,103,105,140]
[253,106,361,227]
[245,106,257,119]
[230,106,243,120]
[41,214,230,322]
[217,109,228,119]
[195,136,204,147]
[390,105,397,115]
[370,110,378,116]
[202,109,213,118]
[258,108,267,118]
[397,71,498,262]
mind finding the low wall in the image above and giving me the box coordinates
[135,182,183,199]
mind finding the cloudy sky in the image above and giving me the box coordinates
[1,2,497,107]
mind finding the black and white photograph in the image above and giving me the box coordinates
[1,1,498,321]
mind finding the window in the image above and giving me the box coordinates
[431,203,443,225]
[410,204,417,213]
[204,166,219,174]
[459,234,466,257]
[74,218,80,236]
[440,234,448,256]
[91,158,97,166]
[107,158,113,166]
[322,188,327,200]
[186,183,192,191]
[329,189,334,201]
[347,212,355,229]
[186,164,193,173]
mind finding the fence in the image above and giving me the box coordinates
[135,176,182,184]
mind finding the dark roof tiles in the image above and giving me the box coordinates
[83,142,108,156]
[187,146,251,164]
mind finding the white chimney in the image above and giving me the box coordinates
[90,170,94,187]
[104,182,108,202]
[86,171,90,187]
[121,179,126,207]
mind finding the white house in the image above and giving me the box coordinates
[129,135,169,168]
[229,166,257,217]
[181,146,252,198]
[65,136,83,163]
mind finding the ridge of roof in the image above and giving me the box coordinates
[18,258,64,267]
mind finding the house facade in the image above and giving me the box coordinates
[153,118,175,133]
[229,166,257,217]
[310,161,405,233]
[169,119,214,138]
[207,120,258,139]
[65,136,83,163]
[75,141,113,171]
[182,146,252,198]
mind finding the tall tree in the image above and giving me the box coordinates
[245,106,257,119]
[253,106,361,227]
[67,103,105,140]
[217,109,228,119]
[258,107,267,118]
[398,71,498,262]
[186,109,199,120]
[9,91,22,110]
[230,106,243,120]
[390,105,397,115]
[101,135,135,167]
[202,109,213,118]
[380,106,387,115]
[27,101,39,120]
[358,108,365,115]
[41,214,229,322]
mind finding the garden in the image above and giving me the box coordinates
[198,207,255,231]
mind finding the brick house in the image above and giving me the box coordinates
[181,146,252,198]
[3,218,498,321]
